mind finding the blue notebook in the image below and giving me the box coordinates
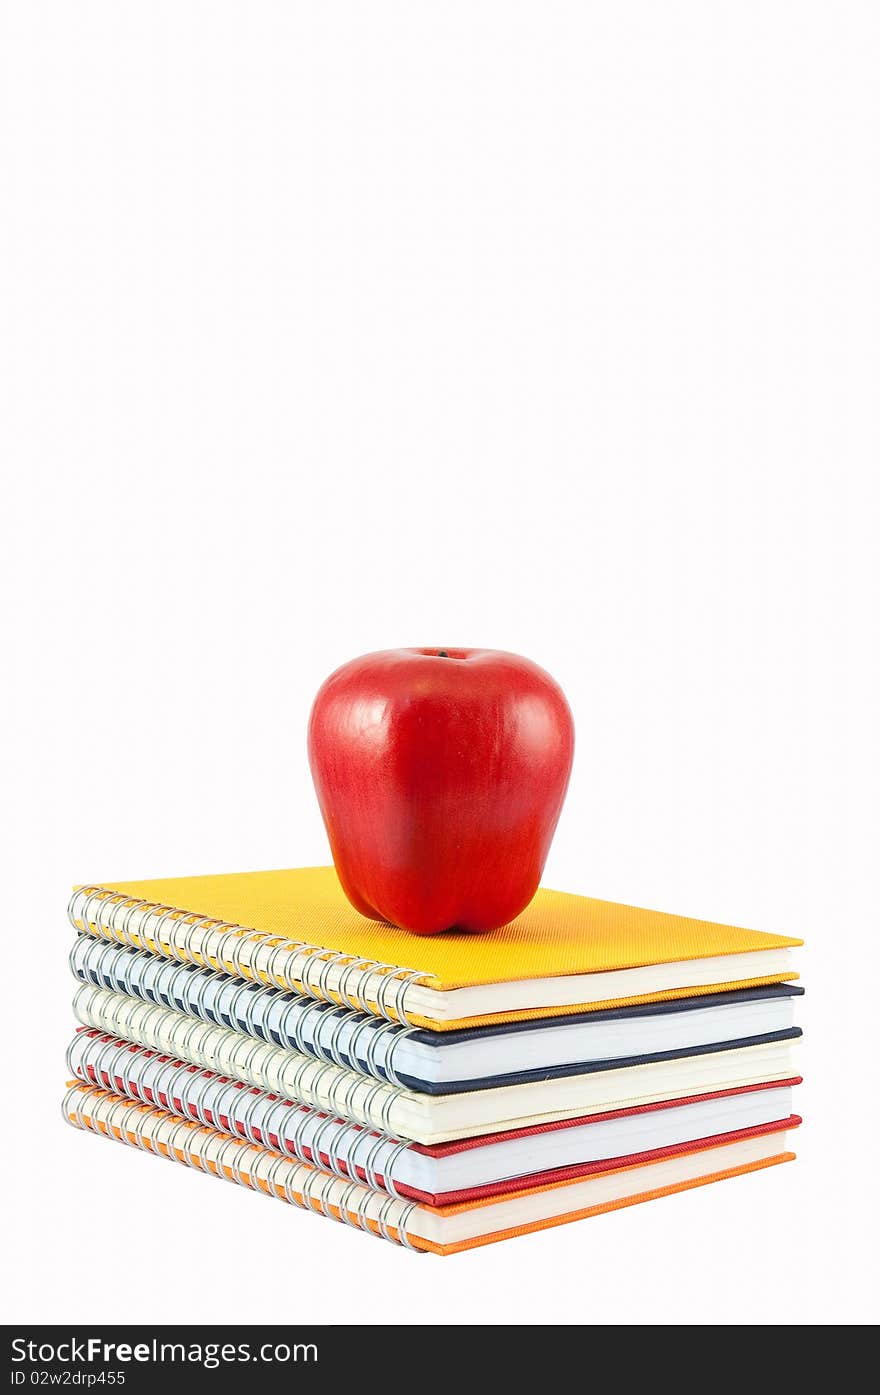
[70,935,802,1093]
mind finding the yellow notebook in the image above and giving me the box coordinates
[69,867,801,1031]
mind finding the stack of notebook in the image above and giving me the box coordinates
[64,868,803,1254]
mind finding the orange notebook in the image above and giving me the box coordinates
[64,1081,797,1256]
[69,867,801,1031]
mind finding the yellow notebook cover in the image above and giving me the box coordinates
[70,866,801,1031]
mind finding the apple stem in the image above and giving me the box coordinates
[438,650,450,657]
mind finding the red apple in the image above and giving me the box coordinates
[308,647,574,933]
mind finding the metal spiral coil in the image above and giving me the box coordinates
[63,1082,421,1249]
[70,935,419,1085]
[65,1022,416,1200]
[69,982,412,1132]
[72,985,409,1144]
[68,886,428,1024]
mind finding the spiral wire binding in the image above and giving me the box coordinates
[72,984,413,1139]
[69,886,429,1026]
[62,1082,423,1250]
[66,1027,415,1197]
[69,934,419,1087]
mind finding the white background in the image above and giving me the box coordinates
[1,1,878,1326]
